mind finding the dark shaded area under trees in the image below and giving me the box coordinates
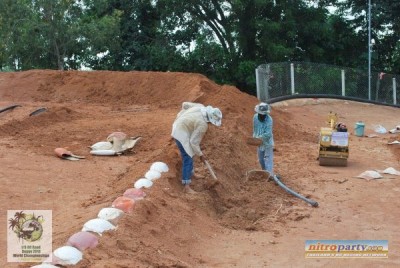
[0,0,399,95]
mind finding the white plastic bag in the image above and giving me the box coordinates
[378,167,400,176]
[373,125,387,134]
[356,170,383,180]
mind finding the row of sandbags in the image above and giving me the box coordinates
[31,161,169,267]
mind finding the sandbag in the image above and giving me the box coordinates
[123,188,146,200]
[112,196,135,213]
[98,207,124,222]
[150,161,169,173]
[90,141,113,150]
[82,218,116,235]
[134,178,153,189]
[66,231,98,251]
[90,149,117,156]
[145,170,161,181]
[53,246,83,265]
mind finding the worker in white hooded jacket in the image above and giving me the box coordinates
[171,102,222,193]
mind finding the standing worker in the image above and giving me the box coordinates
[253,102,274,176]
[172,102,222,193]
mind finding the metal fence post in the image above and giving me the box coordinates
[341,69,345,96]
[255,66,268,102]
[255,68,261,100]
[265,64,270,100]
[393,78,397,105]
[290,63,295,95]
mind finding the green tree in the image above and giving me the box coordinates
[341,0,400,73]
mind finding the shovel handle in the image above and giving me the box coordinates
[204,160,218,180]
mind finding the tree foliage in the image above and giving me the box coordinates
[0,0,398,93]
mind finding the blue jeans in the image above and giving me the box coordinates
[258,146,274,175]
[175,139,193,185]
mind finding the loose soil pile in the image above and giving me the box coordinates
[0,70,399,267]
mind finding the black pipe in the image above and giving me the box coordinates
[272,175,319,207]
[29,107,47,116]
[0,104,22,114]
[266,94,400,109]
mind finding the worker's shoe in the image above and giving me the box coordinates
[183,185,196,194]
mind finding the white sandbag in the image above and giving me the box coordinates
[388,140,400,145]
[31,264,60,268]
[145,170,162,181]
[134,178,153,189]
[98,207,124,222]
[355,170,383,181]
[53,246,82,265]
[90,141,113,150]
[90,149,117,156]
[82,218,116,235]
[150,161,169,173]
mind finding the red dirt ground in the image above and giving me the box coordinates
[0,70,399,267]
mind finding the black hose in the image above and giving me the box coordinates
[266,94,400,109]
[0,104,22,114]
[272,175,319,207]
[29,107,47,116]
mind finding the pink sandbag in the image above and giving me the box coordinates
[66,231,98,251]
[123,188,146,200]
[112,196,135,213]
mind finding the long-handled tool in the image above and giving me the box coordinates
[203,160,218,180]
[272,174,319,207]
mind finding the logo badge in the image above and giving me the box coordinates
[7,210,52,262]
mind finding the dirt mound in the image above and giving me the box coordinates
[1,70,399,268]
[0,70,216,107]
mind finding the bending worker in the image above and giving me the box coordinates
[171,102,222,193]
[253,102,274,176]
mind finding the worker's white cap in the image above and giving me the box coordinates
[255,102,270,115]
[204,106,222,126]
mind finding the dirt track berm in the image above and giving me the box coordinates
[318,112,349,166]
